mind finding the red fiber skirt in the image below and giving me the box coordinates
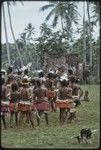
[33,101,51,111]
[1,101,10,112]
[18,102,32,112]
[55,100,75,108]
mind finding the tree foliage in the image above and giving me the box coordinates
[1,2,100,82]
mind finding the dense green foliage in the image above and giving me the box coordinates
[1,2,100,81]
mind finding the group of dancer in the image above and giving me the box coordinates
[1,66,87,129]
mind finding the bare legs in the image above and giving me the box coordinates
[1,114,7,129]
[10,111,18,127]
[37,111,49,126]
[18,111,34,128]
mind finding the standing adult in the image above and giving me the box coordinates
[45,73,57,112]
[18,78,35,128]
[33,80,49,126]
[1,78,8,129]
[58,80,72,124]
[9,82,20,127]
[69,76,83,107]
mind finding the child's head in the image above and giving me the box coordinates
[85,90,89,95]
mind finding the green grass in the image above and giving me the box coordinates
[1,85,100,149]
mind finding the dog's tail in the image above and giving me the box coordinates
[71,136,78,139]
[92,129,98,133]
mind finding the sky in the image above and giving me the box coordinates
[1,1,100,44]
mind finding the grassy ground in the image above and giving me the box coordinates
[1,85,100,149]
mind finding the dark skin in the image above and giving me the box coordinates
[45,78,54,91]
[20,86,30,101]
[58,84,72,124]
[84,91,89,101]
[34,87,47,102]
[18,84,35,128]
[45,78,57,112]
[9,90,21,127]
[68,81,83,112]
[6,73,15,85]
[1,79,7,128]
[69,82,83,99]
[1,84,7,101]
[59,87,72,100]
[1,114,7,129]
[34,85,49,126]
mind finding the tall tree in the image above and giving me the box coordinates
[20,23,36,63]
[91,2,100,25]
[83,2,86,67]
[40,1,65,30]
[20,32,27,45]
[37,23,52,73]
[24,23,35,43]
[7,1,23,67]
[40,1,79,53]
[2,3,11,65]
[87,2,93,78]
[19,31,32,64]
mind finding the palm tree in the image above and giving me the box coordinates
[40,2,66,31]
[20,23,36,63]
[40,1,79,53]
[2,3,11,65]
[19,31,32,64]
[91,2,100,25]
[24,23,35,43]
[63,2,80,37]
[40,23,52,40]
[20,32,27,45]
[39,23,51,74]
[7,1,23,67]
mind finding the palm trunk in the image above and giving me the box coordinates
[7,2,23,67]
[87,2,93,78]
[43,51,49,75]
[97,64,99,80]
[24,42,32,64]
[2,3,11,65]
[78,39,80,51]
[83,2,86,66]
[60,15,69,53]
